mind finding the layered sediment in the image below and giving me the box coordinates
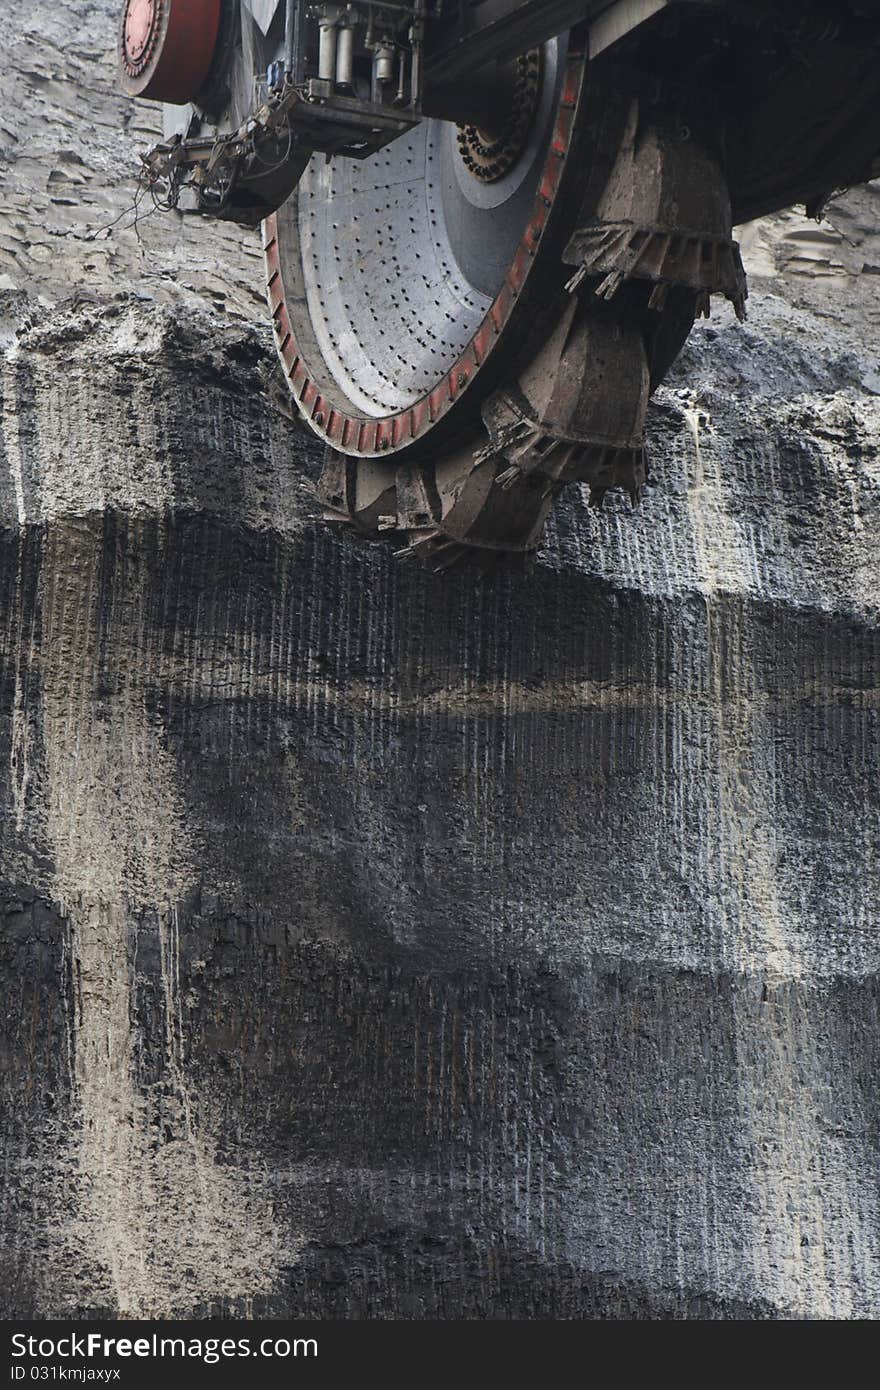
[1,0,879,1320]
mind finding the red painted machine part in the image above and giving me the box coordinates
[118,0,222,104]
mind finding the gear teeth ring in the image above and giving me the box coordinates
[456,49,544,185]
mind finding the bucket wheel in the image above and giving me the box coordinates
[263,28,746,566]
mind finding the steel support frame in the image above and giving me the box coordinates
[423,0,710,84]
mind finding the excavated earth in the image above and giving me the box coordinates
[2,0,880,1319]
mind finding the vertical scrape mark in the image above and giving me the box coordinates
[685,406,880,1317]
[38,519,296,1316]
[2,347,27,528]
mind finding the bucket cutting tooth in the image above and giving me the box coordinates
[315,450,397,534]
[478,297,650,500]
[564,100,748,321]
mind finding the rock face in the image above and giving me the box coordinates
[2,0,880,1320]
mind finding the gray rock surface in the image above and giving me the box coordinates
[1,0,879,1320]
[0,0,265,319]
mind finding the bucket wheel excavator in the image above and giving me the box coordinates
[119,1,880,566]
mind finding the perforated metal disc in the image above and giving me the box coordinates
[294,41,562,417]
[265,36,589,457]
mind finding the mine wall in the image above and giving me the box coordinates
[1,0,879,1319]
